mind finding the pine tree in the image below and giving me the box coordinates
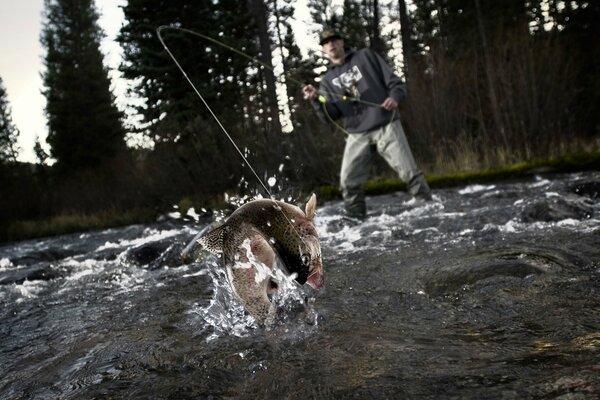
[118,0,258,141]
[339,0,368,49]
[0,76,20,163]
[119,0,281,194]
[34,136,49,165]
[397,0,413,79]
[249,0,283,140]
[308,0,343,30]
[41,0,125,172]
[544,0,600,137]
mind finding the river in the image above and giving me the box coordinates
[1,171,599,399]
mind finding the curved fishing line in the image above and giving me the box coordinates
[319,99,399,150]
[156,25,314,260]
[157,26,398,243]
[157,25,381,111]
[159,26,396,142]
[156,25,273,199]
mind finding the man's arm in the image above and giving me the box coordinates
[303,83,343,122]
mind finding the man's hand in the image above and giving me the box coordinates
[302,84,318,101]
[381,97,398,111]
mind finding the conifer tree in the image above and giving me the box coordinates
[118,0,257,141]
[34,136,49,165]
[41,0,125,172]
[119,0,271,194]
[339,0,368,49]
[308,0,343,30]
[0,76,21,163]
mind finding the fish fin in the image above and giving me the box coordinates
[305,193,317,220]
[196,224,228,254]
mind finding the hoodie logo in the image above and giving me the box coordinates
[332,65,363,91]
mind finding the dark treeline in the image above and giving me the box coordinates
[0,0,598,237]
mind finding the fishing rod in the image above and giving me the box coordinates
[157,25,320,258]
[155,25,396,196]
[156,26,383,108]
[156,25,275,200]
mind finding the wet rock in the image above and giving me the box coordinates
[125,242,172,268]
[420,260,545,296]
[127,243,168,265]
[521,197,594,222]
[0,263,63,285]
[12,248,77,266]
[570,181,600,199]
[325,216,363,233]
[125,241,186,270]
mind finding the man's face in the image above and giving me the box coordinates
[322,38,345,64]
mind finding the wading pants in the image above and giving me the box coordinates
[340,118,430,217]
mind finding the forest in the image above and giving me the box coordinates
[0,0,598,241]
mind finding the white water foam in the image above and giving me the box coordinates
[189,247,316,341]
[458,184,496,195]
[13,280,47,303]
[96,228,183,251]
[0,257,12,271]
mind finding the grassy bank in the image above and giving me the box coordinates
[2,151,599,244]
[317,151,600,201]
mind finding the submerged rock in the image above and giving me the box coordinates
[521,197,594,222]
[0,263,63,285]
[124,242,183,269]
[571,181,600,199]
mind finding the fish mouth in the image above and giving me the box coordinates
[306,270,324,289]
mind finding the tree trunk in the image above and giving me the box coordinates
[474,0,505,143]
[249,0,283,140]
[397,0,412,81]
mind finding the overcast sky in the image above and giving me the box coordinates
[0,1,321,163]
[0,1,132,162]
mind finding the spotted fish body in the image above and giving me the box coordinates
[197,194,323,324]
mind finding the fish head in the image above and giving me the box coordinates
[283,193,324,289]
[298,228,324,290]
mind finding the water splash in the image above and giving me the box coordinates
[189,248,318,341]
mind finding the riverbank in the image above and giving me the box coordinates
[317,151,600,200]
[2,151,599,244]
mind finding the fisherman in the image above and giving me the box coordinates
[303,29,431,219]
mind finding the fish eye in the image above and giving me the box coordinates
[301,254,310,266]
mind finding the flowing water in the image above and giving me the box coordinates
[1,172,599,399]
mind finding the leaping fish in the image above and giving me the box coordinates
[196,193,324,325]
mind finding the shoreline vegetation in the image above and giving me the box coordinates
[2,151,598,244]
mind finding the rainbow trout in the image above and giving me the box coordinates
[197,194,324,324]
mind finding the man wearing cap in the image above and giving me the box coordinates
[303,29,431,219]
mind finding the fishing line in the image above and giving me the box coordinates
[157,25,320,263]
[157,25,274,199]
[157,26,384,119]
[156,26,398,249]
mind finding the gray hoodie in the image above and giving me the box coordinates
[312,48,406,133]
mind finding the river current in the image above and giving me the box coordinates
[1,171,599,399]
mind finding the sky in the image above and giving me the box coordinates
[0,1,320,163]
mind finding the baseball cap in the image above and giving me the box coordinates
[319,29,343,45]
